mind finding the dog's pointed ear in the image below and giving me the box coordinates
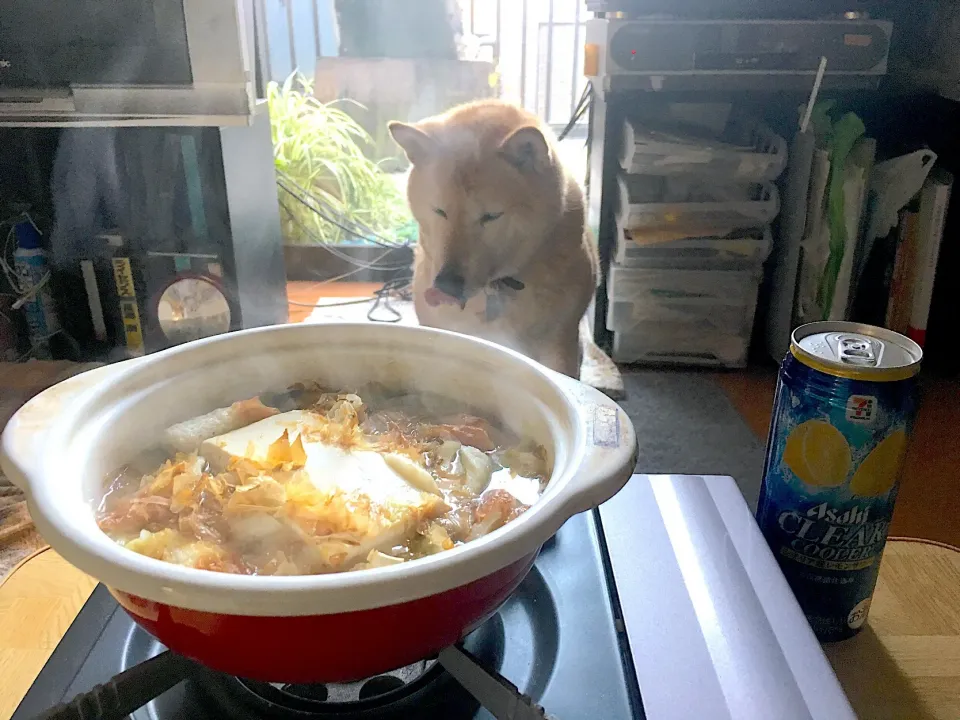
[388,121,435,165]
[499,126,550,173]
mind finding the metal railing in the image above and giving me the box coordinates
[256,0,588,129]
[465,0,589,129]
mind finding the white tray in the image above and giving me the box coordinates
[607,265,762,305]
[621,119,787,181]
[615,226,773,269]
[606,292,760,337]
[611,328,751,368]
[618,177,779,236]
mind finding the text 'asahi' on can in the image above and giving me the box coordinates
[756,321,922,642]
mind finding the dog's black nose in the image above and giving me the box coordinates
[434,265,466,302]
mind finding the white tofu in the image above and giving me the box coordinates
[199,410,313,473]
[199,411,444,568]
[201,411,430,507]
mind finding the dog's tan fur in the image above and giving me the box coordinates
[389,100,598,377]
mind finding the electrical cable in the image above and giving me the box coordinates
[277,181,402,250]
[276,189,412,270]
[286,275,413,324]
[278,172,415,323]
[300,257,402,285]
[557,83,593,142]
[1,212,53,312]
[367,275,413,323]
[278,198,411,271]
[276,171,411,249]
[287,296,376,308]
[279,187,414,322]
[1,210,68,361]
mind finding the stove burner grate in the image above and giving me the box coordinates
[169,616,508,719]
[236,658,440,712]
[17,516,637,720]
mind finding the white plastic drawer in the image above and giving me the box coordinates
[615,226,772,270]
[606,292,759,337]
[607,266,762,307]
[618,176,779,235]
[621,119,787,182]
[611,328,750,368]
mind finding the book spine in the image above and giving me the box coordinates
[908,172,954,347]
[111,256,145,356]
[885,210,917,335]
[80,259,107,342]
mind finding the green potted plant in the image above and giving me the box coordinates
[267,74,413,247]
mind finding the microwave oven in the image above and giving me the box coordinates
[0,0,255,126]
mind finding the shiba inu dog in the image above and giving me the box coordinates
[388,100,598,378]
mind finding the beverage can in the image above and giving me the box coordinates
[756,321,922,641]
[12,220,60,359]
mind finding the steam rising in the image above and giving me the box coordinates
[96,380,551,576]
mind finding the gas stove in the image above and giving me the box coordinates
[12,475,854,720]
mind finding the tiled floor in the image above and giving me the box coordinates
[286,281,383,323]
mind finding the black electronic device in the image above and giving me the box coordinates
[585,0,890,19]
[585,17,893,92]
[0,0,254,125]
[67,102,286,358]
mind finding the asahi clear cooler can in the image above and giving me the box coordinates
[756,321,922,642]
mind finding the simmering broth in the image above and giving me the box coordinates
[97,382,550,576]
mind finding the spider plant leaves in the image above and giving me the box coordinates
[268,73,412,245]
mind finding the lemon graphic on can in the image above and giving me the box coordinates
[783,419,852,488]
[850,429,908,497]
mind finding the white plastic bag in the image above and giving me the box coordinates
[863,150,937,258]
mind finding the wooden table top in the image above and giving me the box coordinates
[823,538,960,720]
[0,539,957,720]
[0,550,96,720]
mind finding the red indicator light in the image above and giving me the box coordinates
[631,49,637,55]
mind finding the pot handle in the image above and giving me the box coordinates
[0,360,136,493]
[552,372,638,514]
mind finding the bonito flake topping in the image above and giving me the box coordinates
[97,389,550,575]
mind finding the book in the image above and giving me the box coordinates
[80,259,107,342]
[828,137,875,320]
[907,169,954,347]
[884,207,921,335]
[110,255,145,356]
[795,148,832,326]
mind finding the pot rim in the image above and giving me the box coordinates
[3,323,637,616]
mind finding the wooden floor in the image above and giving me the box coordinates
[291,282,960,549]
[285,281,382,323]
[715,370,960,549]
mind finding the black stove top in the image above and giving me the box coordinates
[13,510,643,720]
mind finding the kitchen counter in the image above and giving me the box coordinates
[0,539,957,720]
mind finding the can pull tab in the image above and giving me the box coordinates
[838,335,881,366]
